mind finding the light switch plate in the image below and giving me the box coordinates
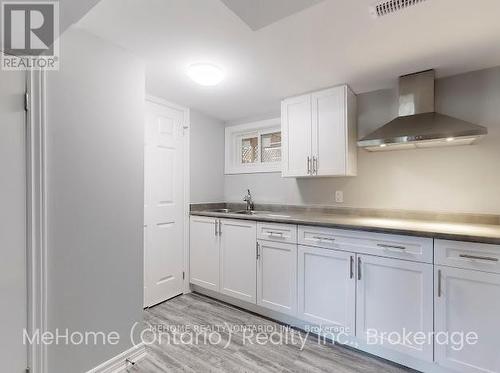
[335,190,344,203]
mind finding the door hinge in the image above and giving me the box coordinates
[179,123,188,137]
[182,271,185,280]
[24,92,30,112]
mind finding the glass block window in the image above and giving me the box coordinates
[261,132,281,163]
[241,136,258,164]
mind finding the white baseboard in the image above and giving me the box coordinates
[86,343,147,373]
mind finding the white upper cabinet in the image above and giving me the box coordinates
[282,85,357,177]
[281,94,312,177]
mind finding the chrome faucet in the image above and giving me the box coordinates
[243,189,254,211]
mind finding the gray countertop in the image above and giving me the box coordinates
[190,205,500,245]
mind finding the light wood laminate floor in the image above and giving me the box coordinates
[129,293,415,373]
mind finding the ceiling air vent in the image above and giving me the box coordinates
[369,0,426,18]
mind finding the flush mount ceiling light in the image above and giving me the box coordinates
[187,63,225,86]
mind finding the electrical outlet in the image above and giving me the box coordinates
[335,190,344,203]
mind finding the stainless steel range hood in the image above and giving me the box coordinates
[358,70,488,151]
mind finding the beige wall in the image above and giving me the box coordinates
[190,110,226,203]
[46,28,145,373]
[224,67,500,214]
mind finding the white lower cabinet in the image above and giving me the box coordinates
[190,216,220,291]
[297,245,355,334]
[190,218,500,372]
[257,240,297,316]
[356,254,434,362]
[220,219,257,303]
[435,266,500,373]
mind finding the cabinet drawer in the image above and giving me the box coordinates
[435,239,500,273]
[257,222,297,244]
[298,225,433,263]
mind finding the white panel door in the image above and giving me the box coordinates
[220,219,257,303]
[298,246,355,334]
[356,255,433,362]
[144,100,186,307]
[257,241,297,316]
[311,86,346,176]
[0,68,27,372]
[189,216,220,292]
[281,94,311,177]
[435,266,500,373]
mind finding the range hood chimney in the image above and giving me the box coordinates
[357,70,488,151]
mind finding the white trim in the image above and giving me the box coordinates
[86,343,147,373]
[144,95,191,295]
[145,94,188,114]
[26,69,48,373]
[183,109,191,294]
[225,118,282,174]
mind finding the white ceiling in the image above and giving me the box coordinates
[220,0,326,30]
[59,0,102,33]
[0,0,101,49]
[77,0,500,122]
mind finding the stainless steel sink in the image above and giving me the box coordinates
[204,209,291,219]
[234,210,261,215]
[209,208,233,213]
[234,210,291,218]
[203,208,249,214]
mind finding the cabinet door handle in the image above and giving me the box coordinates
[350,256,354,279]
[256,242,260,260]
[357,257,362,280]
[437,269,442,297]
[215,220,218,236]
[377,243,407,251]
[313,236,335,241]
[313,156,318,175]
[459,254,499,262]
[307,156,311,174]
[267,231,284,238]
[218,220,222,236]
